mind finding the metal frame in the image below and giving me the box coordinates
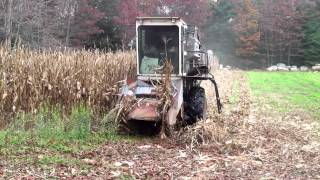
[136,17,187,77]
[134,17,222,115]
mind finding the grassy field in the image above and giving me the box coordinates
[248,71,320,119]
[0,105,134,170]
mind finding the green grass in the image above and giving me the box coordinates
[0,105,136,168]
[248,71,320,119]
[229,80,240,105]
[0,130,134,170]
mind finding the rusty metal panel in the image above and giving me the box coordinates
[166,79,183,125]
[128,99,160,121]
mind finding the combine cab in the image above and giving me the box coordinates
[119,17,222,135]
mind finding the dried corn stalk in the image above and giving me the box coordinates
[156,60,174,138]
[0,45,136,128]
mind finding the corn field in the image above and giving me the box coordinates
[0,46,136,128]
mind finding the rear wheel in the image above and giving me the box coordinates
[184,86,207,125]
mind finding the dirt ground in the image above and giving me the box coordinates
[2,70,320,179]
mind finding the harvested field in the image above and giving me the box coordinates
[1,70,319,179]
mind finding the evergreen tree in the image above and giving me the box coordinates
[303,1,320,65]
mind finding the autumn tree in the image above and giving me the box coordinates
[0,0,104,48]
[86,0,123,51]
[63,0,104,47]
[116,0,210,49]
[0,0,65,47]
[258,0,304,67]
[0,0,13,42]
[158,0,210,26]
[72,0,104,46]
[233,0,260,67]
[115,0,157,49]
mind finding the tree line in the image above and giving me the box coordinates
[206,0,320,68]
[0,0,319,68]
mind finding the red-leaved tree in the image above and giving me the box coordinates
[233,0,260,62]
[116,0,210,49]
[260,0,304,66]
[159,0,210,26]
[71,0,105,46]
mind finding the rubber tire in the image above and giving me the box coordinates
[184,86,207,124]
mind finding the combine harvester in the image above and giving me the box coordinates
[118,17,222,136]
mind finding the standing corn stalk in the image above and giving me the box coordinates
[156,60,174,138]
[0,45,136,128]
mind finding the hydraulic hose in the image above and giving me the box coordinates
[209,73,223,114]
